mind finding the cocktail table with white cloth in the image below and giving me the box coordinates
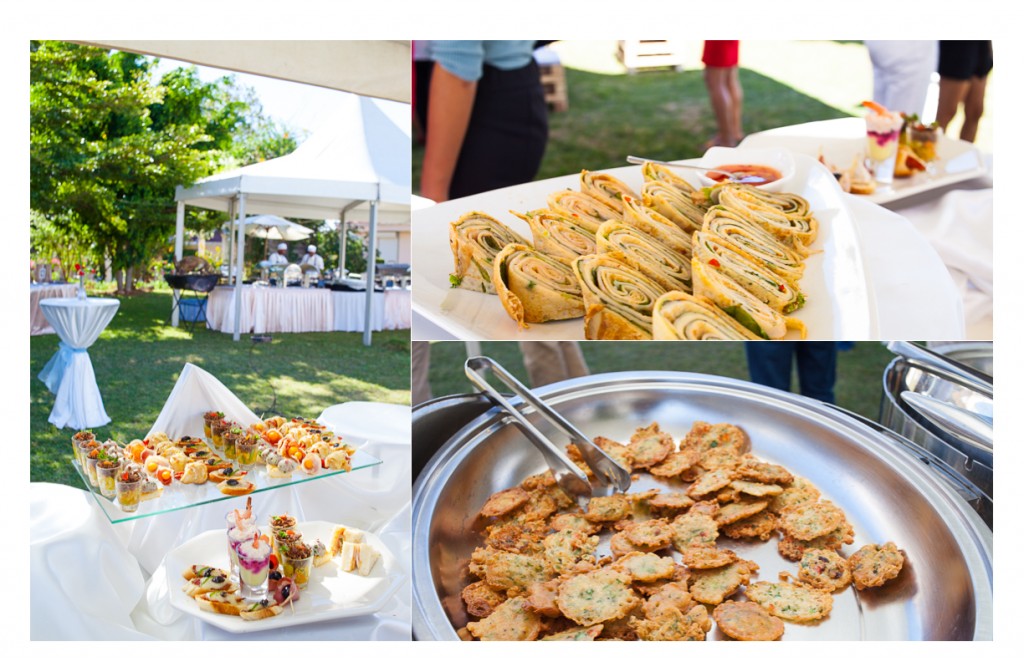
[30,283,78,335]
[206,285,410,334]
[37,297,120,429]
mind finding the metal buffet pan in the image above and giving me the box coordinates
[411,371,993,641]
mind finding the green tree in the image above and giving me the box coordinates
[30,41,299,292]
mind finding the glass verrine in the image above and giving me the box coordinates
[226,511,257,583]
[203,411,224,440]
[115,465,144,512]
[71,431,95,465]
[212,417,233,455]
[865,111,903,185]
[280,541,313,589]
[235,433,260,469]
[96,456,122,498]
[272,528,303,558]
[84,448,101,487]
[236,533,272,601]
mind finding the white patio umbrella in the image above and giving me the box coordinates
[237,214,315,242]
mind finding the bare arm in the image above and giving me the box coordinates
[420,63,477,202]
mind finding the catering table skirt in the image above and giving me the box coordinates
[205,286,411,334]
[30,284,78,335]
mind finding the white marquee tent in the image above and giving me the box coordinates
[173,92,411,344]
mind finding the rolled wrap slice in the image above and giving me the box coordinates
[692,258,807,340]
[702,206,805,285]
[597,220,692,293]
[449,211,530,294]
[580,170,638,215]
[641,160,699,196]
[621,195,693,254]
[717,185,818,250]
[572,254,669,340]
[652,291,760,340]
[547,189,619,232]
[692,232,805,313]
[510,208,597,263]
[713,182,812,217]
[642,180,707,234]
[491,243,585,329]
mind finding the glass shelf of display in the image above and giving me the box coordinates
[71,448,381,524]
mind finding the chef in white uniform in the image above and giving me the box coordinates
[268,243,289,266]
[299,245,325,273]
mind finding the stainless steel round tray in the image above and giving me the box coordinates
[412,371,993,641]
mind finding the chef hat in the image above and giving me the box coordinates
[277,243,287,251]
[307,245,317,253]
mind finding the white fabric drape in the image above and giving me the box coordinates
[205,287,410,334]
[37,298,120,429]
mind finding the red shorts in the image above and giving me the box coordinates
[702,41,739,68]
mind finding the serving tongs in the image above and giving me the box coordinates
[464,356,632,501]
[626,155,767,184]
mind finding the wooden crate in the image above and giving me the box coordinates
[617,40,686,74]
[539,62,569,112]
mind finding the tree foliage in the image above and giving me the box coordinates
[30,40,298,291]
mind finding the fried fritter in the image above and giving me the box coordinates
[777,519,855,561]
[686,468,736,499]
[543,528,600,575]
[769,476,821,513]
[485,519,548,554]
[670,511,719,551]
[550,512,601,535]
[715,498,769,526]
[466,595,544,640]
[712,600,785,641]
[849,542,904,590]
[735,454,794,485]
[623,517,673,551]
[649,449,701,478]
[689,559,758,605]
[798,548,852,592]
[611,552,677,583]
[746,580,834,623]
[484,552,552,594]
[681,543,740,569]
[648,491,695,513]
[557,568,641,626]
[462,580,506,618]
[721,510,778,541]
[631,604,711,641]
[524,578,563,617]
[730,479,785,498]
[779,500,846,541]
[628,422,675,468]
[541,624,604,641]
[594,436,633,472]
[583,494,632,523]
[480,487,529,518]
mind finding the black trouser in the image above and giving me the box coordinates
[416,59,548,199]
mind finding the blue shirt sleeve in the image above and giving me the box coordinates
[427,41,536,82]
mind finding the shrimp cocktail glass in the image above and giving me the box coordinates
[226,508,257,583]
[236,532,272,601]
[863,100,903,185]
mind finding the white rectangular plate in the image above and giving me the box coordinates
[740,117,988,205]
[167,521,404,633]
[412,149,873,340]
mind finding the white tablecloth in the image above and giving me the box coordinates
[207,286,411,334]
[30,367,411,640]
[30,284,78,335]
[37,297,120,429]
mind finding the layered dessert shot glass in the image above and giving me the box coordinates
[863,101,903,185]
[236,532,272,601]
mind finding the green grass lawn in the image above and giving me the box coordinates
[424,341,894,423]
[31,290,410,487]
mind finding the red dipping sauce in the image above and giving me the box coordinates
[706,163,783,186]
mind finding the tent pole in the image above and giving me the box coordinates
[338,213,348,277]
[233,194,247,341]
[362,198,379,346]
[172,201,185,327]
[226,198,236,285]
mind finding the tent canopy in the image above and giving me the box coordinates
[176,93,410,223]
[77,40,410,103]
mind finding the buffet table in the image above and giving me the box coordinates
[37,297,120,429]
[30,283,78,335]
[207,286,410,334]
[30,392,412,640]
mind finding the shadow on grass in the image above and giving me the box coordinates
[412,66,853,191]
[31,290,410,487]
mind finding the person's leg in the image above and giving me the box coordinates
[521,341,589,388]
[935,77,969,134]
[793,342,838,404]
[727,66,743,145]
[703,67,733,148]
[745,343,796,393]
[411,341,433,406]
[959,75,988,143]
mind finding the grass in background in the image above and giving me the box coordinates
[413,39,993,192]
[31,291,410,487]
[424,341,893,423]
